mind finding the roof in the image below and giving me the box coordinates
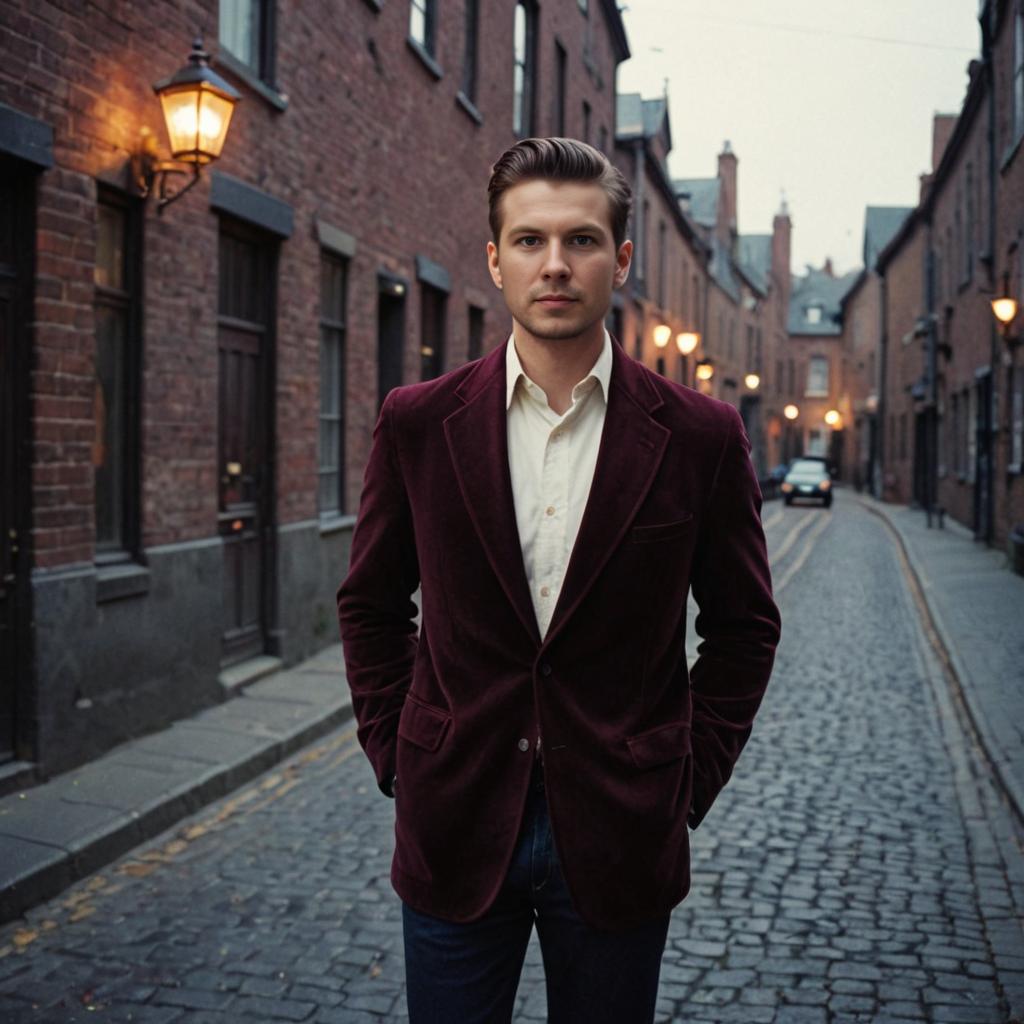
[673,177,719,229]
[863,207,913,268]
[737,234,772,295]
[616,94,671,149]
[709,236,741,303]
[788,266,860,335]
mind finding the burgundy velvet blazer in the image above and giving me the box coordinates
[337,339,781,931]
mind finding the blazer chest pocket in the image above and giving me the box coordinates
[626,720,691,770]
[398,697,452,752]
[629,512,694,544]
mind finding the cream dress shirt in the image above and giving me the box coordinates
[505,331,613,640]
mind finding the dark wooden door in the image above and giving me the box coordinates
[973,371,993,543]
[0,159,33,762]
[217,223,275,666]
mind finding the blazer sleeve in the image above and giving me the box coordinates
[336,389,420,797]
[687,404,781,829]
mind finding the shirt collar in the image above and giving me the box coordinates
[505,330,614,411]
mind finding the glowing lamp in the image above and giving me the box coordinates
[744,373,760,390]
[676,331,699,356]
[653,324,672,349]
[783,404,799,420]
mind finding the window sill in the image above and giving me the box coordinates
[319,513,357,536]
[96,561,151,603]
[456,91,483,125]
[213,48,289,112]
[406,37,443,80]
[804,390,829,399]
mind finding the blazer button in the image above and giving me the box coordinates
[540,662,552,677]
[518,737,530,752]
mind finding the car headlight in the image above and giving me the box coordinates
[819,479,831,490]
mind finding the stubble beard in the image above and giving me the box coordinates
[515,304,605,343]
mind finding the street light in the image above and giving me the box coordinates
[133,37,241,213]
[825,409,842,428]
[783,404,799,420]
[744,373,760,390]
[991,270,1019,346]
[695,358,715,381]
[653,324,672,349]
[676,331,699,356]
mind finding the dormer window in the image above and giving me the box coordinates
[805,304,823,325]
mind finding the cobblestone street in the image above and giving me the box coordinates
[1,496,1022,1023]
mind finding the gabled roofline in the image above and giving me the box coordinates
[600,0,631,63]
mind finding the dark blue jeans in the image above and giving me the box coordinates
[402,762,671,1023]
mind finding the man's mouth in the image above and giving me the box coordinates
[536,295,577,306]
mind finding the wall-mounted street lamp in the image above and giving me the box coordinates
[744,372,760,390]
[783,404,799,420]
[695,358,715,382]
[991,270,1019,346]
[133,38,241,213]
[653,324,672,349]
[676,331,699,356]
[824,409,843,428]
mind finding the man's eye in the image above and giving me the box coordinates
[518,236,541,247]
[572,235,594,246]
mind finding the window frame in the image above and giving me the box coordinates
[318,250,348,518]
[219,0,277,87]
[461,0,479,104]
[513,1,538,137]
[805,355,829,398]
[410,0,437,58]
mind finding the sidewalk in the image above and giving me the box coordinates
[0,645,353,924]
[855,493,1024,823]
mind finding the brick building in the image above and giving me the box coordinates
[838,206,912,491]
[780,261,859,474]
[612,93,708,395]
[674,144,793,475]
[0,0,630,781]
[869,0,1024,551]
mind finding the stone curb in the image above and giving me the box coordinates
[854,495,1024,827]
[0,661,354,925]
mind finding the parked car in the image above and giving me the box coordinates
[781,458,833,508]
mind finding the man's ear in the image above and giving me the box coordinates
[486,241,503,290]
[613,239,633,289]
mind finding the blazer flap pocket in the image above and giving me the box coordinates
[630,513,694,544]
[398,697,452,752]
[627,721,691,770]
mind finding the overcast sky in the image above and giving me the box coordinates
[617,0,981,277]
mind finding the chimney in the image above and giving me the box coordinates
[772,195,791,302]
[717,140,738,242]
[823,257,834,278]
[931,114,957,173]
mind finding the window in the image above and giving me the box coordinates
[1011,366,1024,472]
[806,355,829,397]
[899,413,907,460]
[410,0,436,55]
[468,305,484,362]
[577,0,588,11]
[638,200,649,282]
[513,2,537,136]
[219,0,275,83]
[657,221,666,307]
[967,386,977,483]
[319,252,347,516]
[633,301,644,361]
[582,99,591,145]
[94,190,141,559]
[420,283,446,380]
[805,304,822,325]
[788,358,795,394]
[461,0,479,102]
[776,358,783,395]
[598,125,608,154]
[554,41,567,136]
[951,393,961,476]
[964,162,975,281]
[1015,5,1024,142]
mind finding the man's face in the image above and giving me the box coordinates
[487,179,632,344]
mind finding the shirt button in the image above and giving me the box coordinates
[540,586,550,598]
[518,738,530,752]
[545,506,555,516]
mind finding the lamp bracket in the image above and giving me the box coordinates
[132,132,202,214]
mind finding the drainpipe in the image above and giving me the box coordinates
[877,271,888,499]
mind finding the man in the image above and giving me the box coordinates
[337,137,781,1023]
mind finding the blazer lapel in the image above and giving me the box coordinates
[543,344,670,647]
[444,345,541,646]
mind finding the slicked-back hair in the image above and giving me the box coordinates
[487,137,633,249]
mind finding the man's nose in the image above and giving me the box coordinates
[541,242,571,278]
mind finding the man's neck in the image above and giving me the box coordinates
[512,324,605,416]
